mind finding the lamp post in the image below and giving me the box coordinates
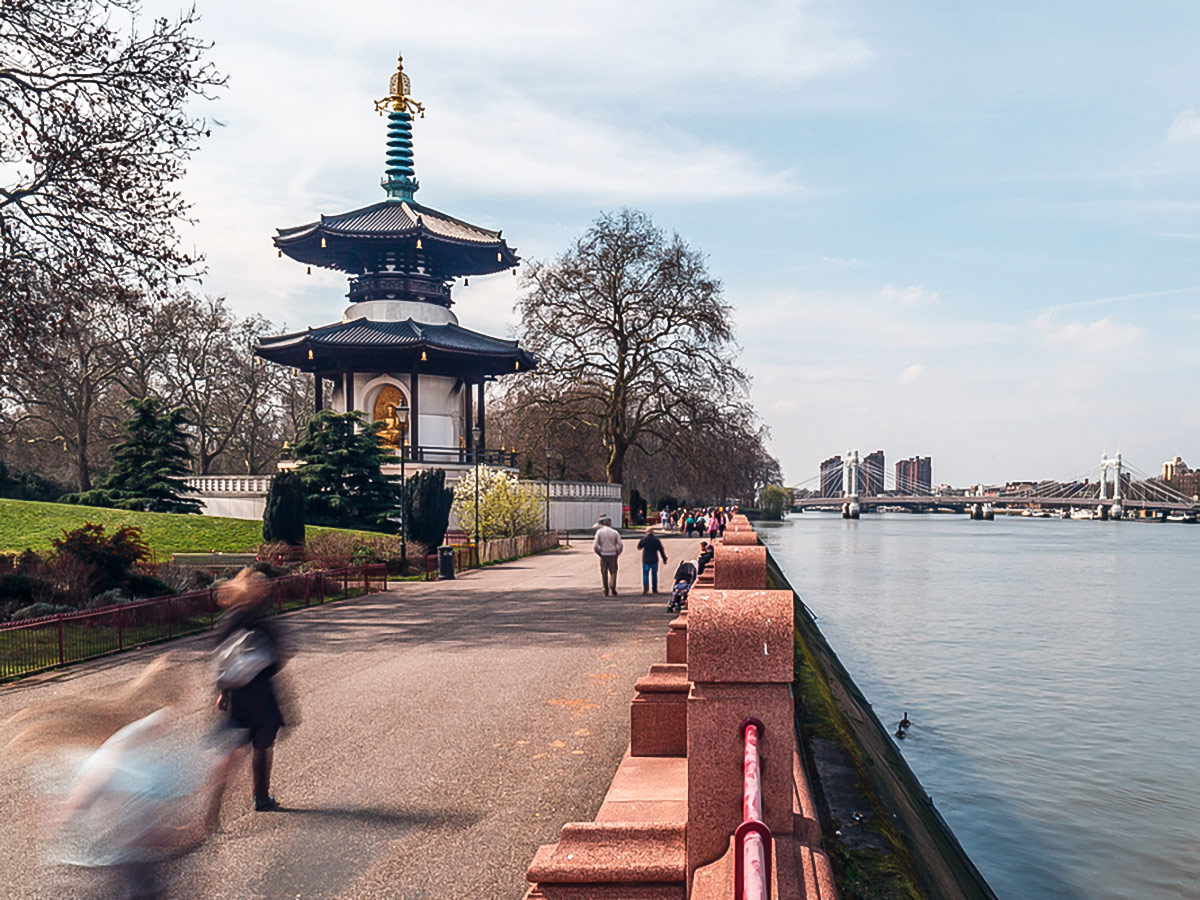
[472,425,482,563]
[397,402,410,565]
[544,446,552,533]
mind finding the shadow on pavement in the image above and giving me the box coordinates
[280,804,482,830]
[292,585,671,655]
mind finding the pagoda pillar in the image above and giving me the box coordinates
[410,367,421,458]
[464,380,474,455]
[345,372,355,412]
[477,381,486,451]
[314,374,323,412]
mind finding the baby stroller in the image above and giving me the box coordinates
[667,559,698,614]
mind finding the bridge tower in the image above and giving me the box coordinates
[1099,453,1124,519]
[842,449,861,519]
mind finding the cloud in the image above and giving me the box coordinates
[1040,285,1200,316]
[878,283,941,305]
[200,0,872,97]
[821,255,870,268]
[896,363,925,384]
[1167,109,1200,145]
[424,96,796,202]
[1033,314,1145,353]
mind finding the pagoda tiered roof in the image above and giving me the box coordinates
[256,317,536,379]
[274,199,519,277]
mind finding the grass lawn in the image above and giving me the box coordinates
[0,498,382,556]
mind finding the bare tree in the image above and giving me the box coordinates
[0,286,135,490]
[0,0,224,349]
[219,362,314,475]
[515,209,765,486]
[149,295,277,474]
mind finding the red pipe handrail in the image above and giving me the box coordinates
[735,718,772,900]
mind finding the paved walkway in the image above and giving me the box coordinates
[0,536,700,899]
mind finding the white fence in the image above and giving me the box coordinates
[186,473,622,530]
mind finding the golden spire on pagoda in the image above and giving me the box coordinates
[374,53,425,118]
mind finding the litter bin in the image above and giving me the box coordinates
[437,546,456,580]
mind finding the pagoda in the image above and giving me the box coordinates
[255,55,534,467]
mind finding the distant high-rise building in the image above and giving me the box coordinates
[820,455,843,498]
[862,450,885,496]
[896,456,932,494]
[1162,456,1189,480]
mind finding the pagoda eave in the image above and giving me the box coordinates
[254,317,537,380]
[257,346,535,380]
[273,198,519,276]
[274,230,519,276]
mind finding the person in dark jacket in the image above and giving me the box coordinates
[636,526,668,595]
[215,568,287,812]
[697,541,715,575]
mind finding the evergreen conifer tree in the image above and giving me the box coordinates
[263,470,306,545]
[65,398,201,513]
[291,409,400,532]
[402,468,452,549]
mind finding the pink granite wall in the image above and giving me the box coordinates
[528,519,836,900]
[685,588,796,881]
[712,544,767,590]
[721,530,759,546]
[631,663,689,757]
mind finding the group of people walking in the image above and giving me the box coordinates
[658,506,729,540]
[592,505,734,598]
[592,517,673,596]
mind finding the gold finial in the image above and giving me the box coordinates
[374,53,425,118]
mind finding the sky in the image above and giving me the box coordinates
[152,0,1200,488]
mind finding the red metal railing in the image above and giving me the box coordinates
[0,564,388,681]
[735,718,772,900]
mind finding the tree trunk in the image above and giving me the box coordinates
[605,440,626,485]
[76,428,91,492]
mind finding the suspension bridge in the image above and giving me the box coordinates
[792,451,1200,521]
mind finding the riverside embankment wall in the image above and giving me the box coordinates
[523,517,838,900]
[522,519,997,899]
[766,548,998,899]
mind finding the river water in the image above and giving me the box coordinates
[759,513,1200,900]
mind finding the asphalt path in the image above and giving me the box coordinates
[0,535,700,899]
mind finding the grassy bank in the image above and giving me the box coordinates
[0,498,379,556]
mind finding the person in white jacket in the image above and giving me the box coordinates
[592,515,623,596]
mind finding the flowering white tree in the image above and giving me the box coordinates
[453,466,544,540]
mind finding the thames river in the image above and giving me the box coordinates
[759,513,1199,900]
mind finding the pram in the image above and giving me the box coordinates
[667,559,698,614]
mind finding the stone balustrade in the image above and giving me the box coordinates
[184,474,274,496]
[525,519,838,900]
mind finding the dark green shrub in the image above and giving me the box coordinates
[0,573,39,602]
[51,523,151,595]
[0,461,69,502]
[124,573,175,598]
[402,468,452,549]
[263,471,306,545]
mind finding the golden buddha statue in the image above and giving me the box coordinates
[373,385,408,450]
